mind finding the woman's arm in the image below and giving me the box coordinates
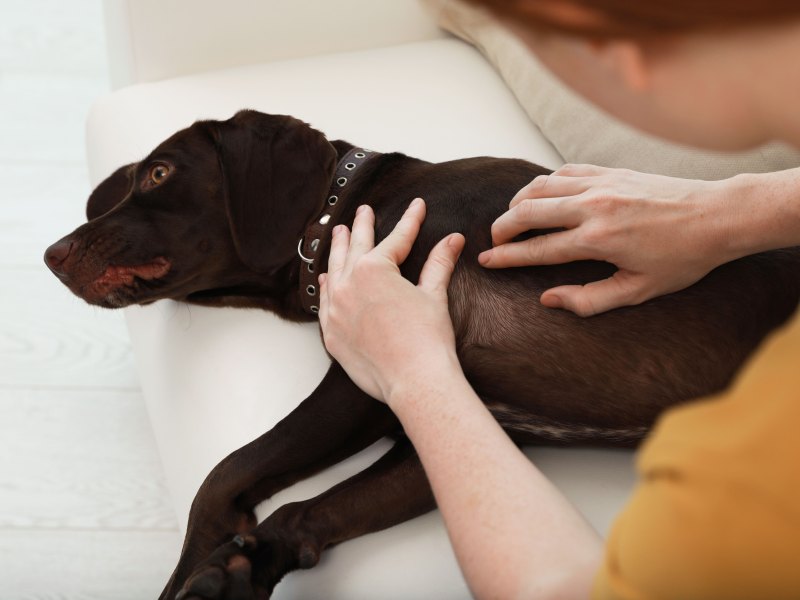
[390,366,602,600]
[480,165,800,316]
[319,200,601,599]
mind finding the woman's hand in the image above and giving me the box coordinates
[318,198,466,405]
[479,164,740,316]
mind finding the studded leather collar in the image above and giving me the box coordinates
[298,147,377,316]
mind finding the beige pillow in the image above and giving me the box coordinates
[422,0,800,180]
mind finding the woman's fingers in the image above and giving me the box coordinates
[315,197,459,403]
[317,272,330,327]
[374,198,427,266]
[418,233,466,299]
[553,163,615,177]
[509,172,596,209]
[480,230,588,268]
[541,270,645,317]
[330,198,428,288]
[325,224,351,286]
[492,197,580,246]
[343,204,376,275]
[492,165,723,317]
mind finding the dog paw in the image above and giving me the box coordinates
[174,531,320,600]
[174,535,261,600]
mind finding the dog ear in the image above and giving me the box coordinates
[86,163,136,221]
[214,110,337,273]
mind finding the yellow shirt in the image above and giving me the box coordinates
[593,307,800,600]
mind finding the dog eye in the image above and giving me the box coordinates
[148,163,172,186]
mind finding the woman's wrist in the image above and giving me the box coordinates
[717,168,800,260]
[384,349,465,414]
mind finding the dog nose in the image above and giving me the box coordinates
[44,240,75,275]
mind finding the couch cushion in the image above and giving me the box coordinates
[88,38,564,182]
[88,38,635,599]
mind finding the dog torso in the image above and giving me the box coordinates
[320,149,800,444]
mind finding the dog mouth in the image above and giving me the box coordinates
[80,257,172,307]
[94,258,171,286]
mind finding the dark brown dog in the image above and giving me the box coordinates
[45,110,800,599]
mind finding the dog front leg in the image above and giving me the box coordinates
[160,362,397,600]
[175,437,434,599]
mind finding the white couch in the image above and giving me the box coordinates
[88,2,636,598]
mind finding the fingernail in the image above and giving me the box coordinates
[318,273,327,285]
[332,224,343,236]
[356,205,368,216]
[544,294,563,309]
[478,250,491,265]
[447,234,461,248]
[410,197,424,209]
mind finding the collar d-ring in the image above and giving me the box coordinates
[297,238,314,265]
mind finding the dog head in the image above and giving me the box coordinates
[44,110,337,308]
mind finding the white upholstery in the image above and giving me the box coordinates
[88,8,637,598]
[102,0,447,89]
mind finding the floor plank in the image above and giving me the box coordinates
[0,268,138,389]
[0,389,177,530]
[0,529,181,600]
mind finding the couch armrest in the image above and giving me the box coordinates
[103,0,447,89]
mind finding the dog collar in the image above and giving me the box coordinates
[298,147,377,316]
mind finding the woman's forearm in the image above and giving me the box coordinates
[388,364,602,600]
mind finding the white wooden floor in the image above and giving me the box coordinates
[0,1,182,597]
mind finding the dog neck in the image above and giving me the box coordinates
[296,145,380,316]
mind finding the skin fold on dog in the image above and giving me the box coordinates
[45,110,800,599]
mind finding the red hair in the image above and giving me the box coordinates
[466,0,800,38]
